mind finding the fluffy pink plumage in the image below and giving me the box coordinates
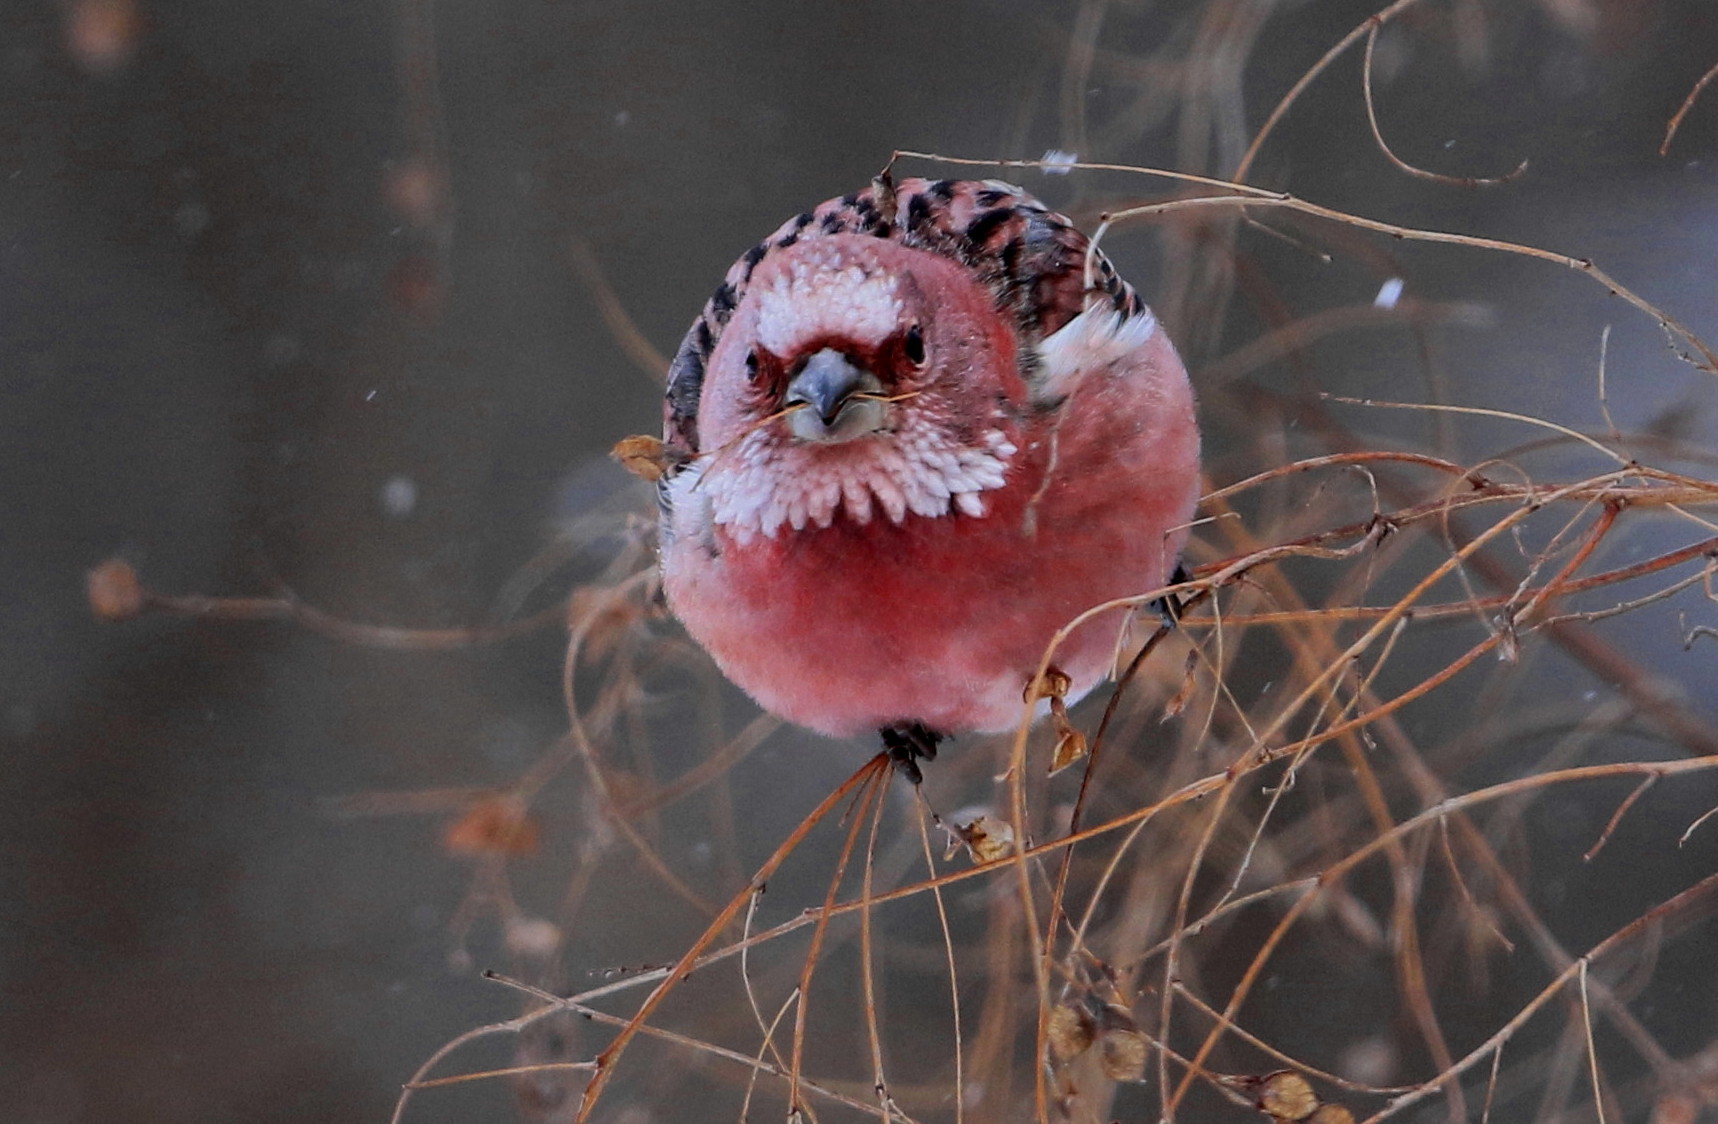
[655,176,1199,757]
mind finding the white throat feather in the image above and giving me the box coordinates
[673,421,1018,543]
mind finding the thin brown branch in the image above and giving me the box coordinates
[1660,59,1718,156]
[1581,773,1661,863]
[569,234,672,382]
[1360,21,1527,187]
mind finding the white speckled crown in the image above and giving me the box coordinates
[753,243,905,357]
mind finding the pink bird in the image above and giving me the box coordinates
[655,176,1199,779]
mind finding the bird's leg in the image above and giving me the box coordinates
[1152,563,1192,627]
[880,722,945,785]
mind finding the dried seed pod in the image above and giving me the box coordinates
[1253,1070,1319,1121]
[1306,1105,1354,1124]
[443,796,541,857]
[1047,1002,1096,1063]
[1098,1026,1147,1082]
[503,915,563,959]
[87,558,145,621]
[1096,1003,1146,1082]
[65,0,142,75]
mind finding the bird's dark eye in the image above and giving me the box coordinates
[903,324,926,367]
[745,350,760,381]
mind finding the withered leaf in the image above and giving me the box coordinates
[951,814,1015,864]
[1023,666,1073,703]
[1049,725,1088,775]
[611,434,672,482]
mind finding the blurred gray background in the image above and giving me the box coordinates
[3,0,1717,1120]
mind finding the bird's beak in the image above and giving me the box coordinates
[783,348,888,443]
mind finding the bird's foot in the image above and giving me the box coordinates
[880,722,945,785]
[1152,563,1192,627]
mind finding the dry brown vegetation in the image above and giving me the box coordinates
[93,2,1718,1122]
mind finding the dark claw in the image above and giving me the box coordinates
[880,722,945,785]
[1152,562,1191,627]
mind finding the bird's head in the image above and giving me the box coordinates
[688,234,1025,540]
